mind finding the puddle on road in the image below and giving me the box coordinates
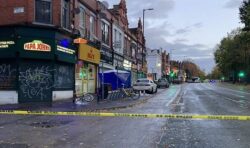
[29,120,73,128]
[0,143,29,148]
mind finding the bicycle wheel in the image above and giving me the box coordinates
[130,90,140,100]
[83,93,94,102]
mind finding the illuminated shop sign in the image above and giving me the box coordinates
[79,44,100,64]
[59,39,70,48]
[0,41,15,48]
[57,45,75,54]
[24,40,51,52]
[123,60,132,68]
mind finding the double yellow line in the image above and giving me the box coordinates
[0,110,250,121]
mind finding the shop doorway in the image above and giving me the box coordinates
[75,62,96,96]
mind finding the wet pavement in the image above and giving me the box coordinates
[0,91,163,112]
[1,83,250,148]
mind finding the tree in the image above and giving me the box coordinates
[214,28,249,83]
[240,0,250,31]
[208,66,222,79]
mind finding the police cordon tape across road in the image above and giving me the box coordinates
[1,110,250,121]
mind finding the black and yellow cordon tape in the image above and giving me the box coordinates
[0,110,250,121]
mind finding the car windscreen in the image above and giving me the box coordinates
[137,80,149,83]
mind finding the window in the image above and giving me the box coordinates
[101,22,109,45]
[35,0,52,24]
[79,7,86,37]
[90,16,95,40]
[119,32,122,52]
[61,0,70,29]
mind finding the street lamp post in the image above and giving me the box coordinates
[142,8,154,78]
[143,8,154,35]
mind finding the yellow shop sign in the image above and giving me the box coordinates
[79,44,100,64]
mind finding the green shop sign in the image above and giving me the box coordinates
[0,38,16,58]
[0,40,15,49]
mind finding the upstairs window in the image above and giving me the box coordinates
[89,16,96,40]
[35,0,52,24]
[79,7,86,37]
[61,0,70,29]
[101,21,110,45]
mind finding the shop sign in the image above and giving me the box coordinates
[100,48,113,65]
[0,41,15,49]
[24,40,51,52]
[114,54,123,62]
[79,44,100,64]
[57,45,75,54]
[123,59,132,68]
[137,64,142,71]
[132,64,137,70]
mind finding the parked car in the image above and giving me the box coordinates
[192,77,201,83]
[157,78,169,88]
[133,78,157,94]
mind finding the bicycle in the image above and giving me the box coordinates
[120,84,141,100]
[73,93,95,103]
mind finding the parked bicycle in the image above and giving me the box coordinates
[73,93,95,103]
[120,84,140,100]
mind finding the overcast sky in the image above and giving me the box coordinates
[107,0,243,73]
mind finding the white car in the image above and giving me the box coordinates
[133,79,157,94]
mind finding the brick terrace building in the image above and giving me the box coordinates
[0,0,146,104]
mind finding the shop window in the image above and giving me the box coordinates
[35,0,52,24]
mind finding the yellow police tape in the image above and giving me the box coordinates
[0,110,250,121]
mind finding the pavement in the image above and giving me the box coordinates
[1,83,250,148]
[0,89,166,112]
[217,82,250,92]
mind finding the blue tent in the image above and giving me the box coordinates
[99,70,131,90]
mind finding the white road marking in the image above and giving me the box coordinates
[165,86,181,107]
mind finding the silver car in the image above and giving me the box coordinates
[157,78,170,88]
[133,79,158,94]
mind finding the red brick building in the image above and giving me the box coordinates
[0,0,146,104]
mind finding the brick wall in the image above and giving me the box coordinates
[0,0,63,27]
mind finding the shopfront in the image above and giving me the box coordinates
[0,26,76,104]
[76,43,100,95]
[131,63,138,84]
[99,46,114,71]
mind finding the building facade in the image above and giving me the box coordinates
[0,0,147,104]
[146,48,162,81]
[0,0,77,104]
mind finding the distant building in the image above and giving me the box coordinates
[146,48,162,80]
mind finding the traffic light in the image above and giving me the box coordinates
[238,71,245,78]
[170,71,175,77]
[221,76,225,81]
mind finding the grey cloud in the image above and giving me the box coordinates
[175,27,190,35]
[174,38,188,43]
[126,0,175,27]
[193,22,203,28]
[224,0,242,9]
[175,22,203,35]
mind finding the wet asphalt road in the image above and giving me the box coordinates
[1,83,250,148]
